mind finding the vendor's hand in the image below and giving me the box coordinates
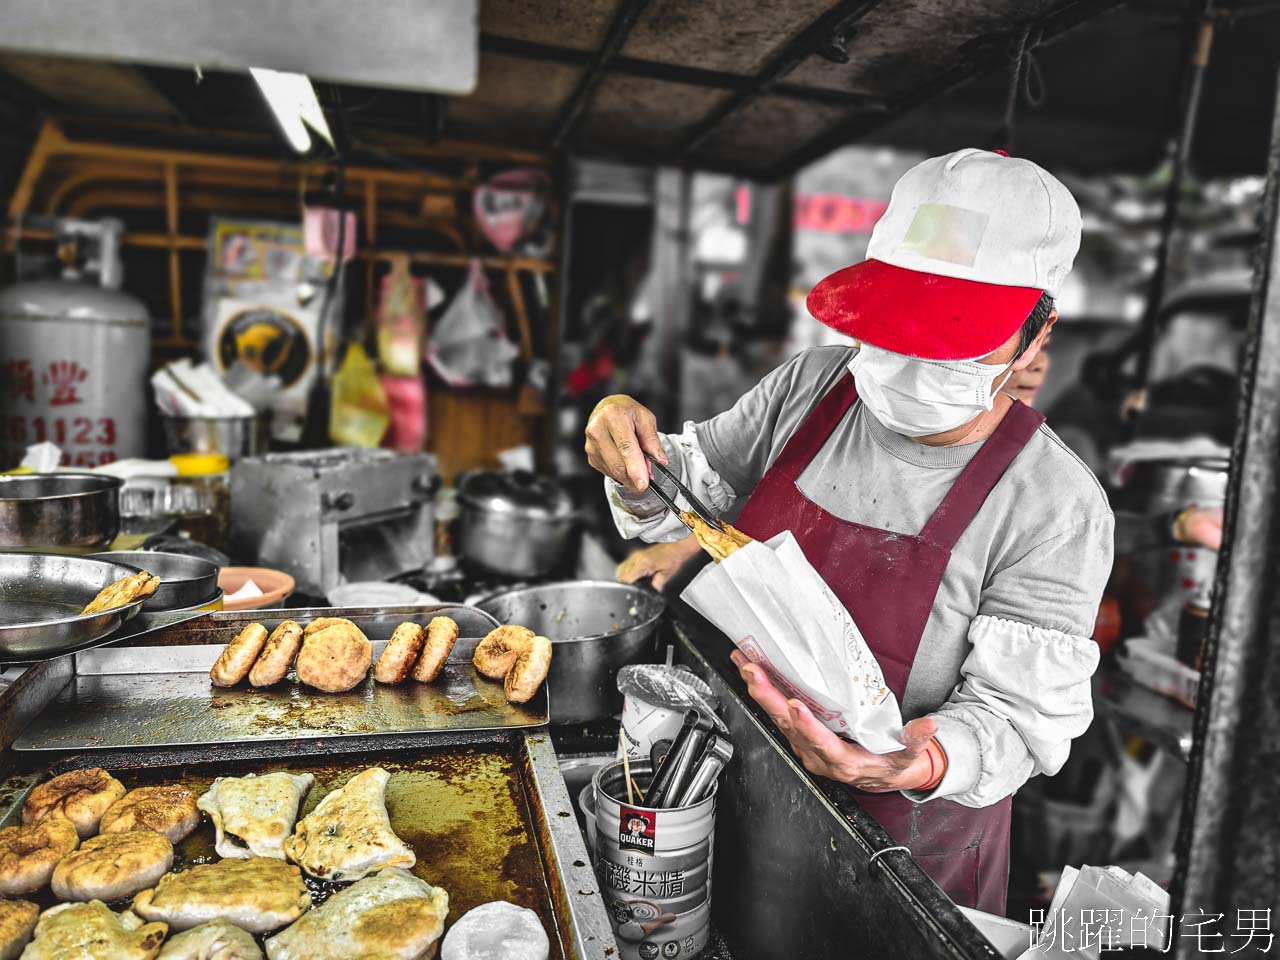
[1174,506,1223,551]
[617,536,701,591]
[730,651,937,792]
[585,395,667,492]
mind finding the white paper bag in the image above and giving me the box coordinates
[681,531,905,754]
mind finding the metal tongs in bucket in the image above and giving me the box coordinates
[646,454,727,536]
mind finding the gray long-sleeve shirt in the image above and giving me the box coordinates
[608,345,1114,807]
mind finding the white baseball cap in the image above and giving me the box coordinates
[806,148,1082,360]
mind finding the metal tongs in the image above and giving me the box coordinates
[645,454,727,535]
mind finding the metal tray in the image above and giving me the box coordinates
[13,607,548,751]
[0,552,146,662]
[0,734,615,959]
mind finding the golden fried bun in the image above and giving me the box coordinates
[411,617,458,684]
[249,621,304,688]
[0,900,38,960]
[133,857,310,934]
[374,622,424,685]
[81,571,161,616]
[302,617,357,638]
[51,831,174,902]
[294,622,372,693]
[210,624,269,687]
[24,901,167,960]
[23,768,126,838]
[504,635,553,704]
[0,817,79,896]
[472,625,535,680]
[101,785,201,844]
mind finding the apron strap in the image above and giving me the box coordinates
[920,398,1046,550]
[769,371,860,482]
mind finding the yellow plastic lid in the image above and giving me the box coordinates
[169,453,230,476]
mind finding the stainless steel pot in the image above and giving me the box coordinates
[161,414,270,461]
[0,473,122,552]
[474,580,665,723]
[457,470,576,578]
[89,550,221,611]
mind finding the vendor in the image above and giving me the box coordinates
[587,149,1112,913]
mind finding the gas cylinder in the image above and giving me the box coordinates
[0,219,150,469]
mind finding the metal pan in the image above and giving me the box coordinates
[0,473,122,552]
[0,552,147,661]
[90,550,220,610]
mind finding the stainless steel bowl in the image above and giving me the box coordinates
[161,414,270,461]
[0,474,122,552]
[0,552,147,660]
[89,550,221,611]
[474,581,665,723]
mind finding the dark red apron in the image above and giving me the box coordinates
[734,371,1045,913]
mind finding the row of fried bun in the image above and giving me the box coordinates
[209,617,552,703]
[0,763,548,959]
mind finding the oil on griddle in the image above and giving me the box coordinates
[5,747,566,959]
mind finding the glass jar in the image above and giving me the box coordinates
[167,453,231,551]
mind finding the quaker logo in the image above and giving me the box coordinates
[619,807,656,851]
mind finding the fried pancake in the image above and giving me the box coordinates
[100,784,200,844]
[197,772,314,860]
[503,635,552,704]
[374,622,424,685]
[157,920,262,959]
[80,571,161,616]
[133,857,310,934]
[283,767,414,882]
[24,902,167,960]
[441,901,549,960]
[210,624,269,687]
[51,830,174,902]
[682,511,752,562]
[302,617,356,637]
[264,868,448,960]
[23,768,126,838]
[0,900,38,960]
[293,622,372,693]
[248,621,304,688]
[410,617,458,683]
[0,816,78,895]
[472,625,535,680]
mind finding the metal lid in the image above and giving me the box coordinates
[458,470,574,519]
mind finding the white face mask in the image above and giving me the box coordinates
[849,344,1016,438]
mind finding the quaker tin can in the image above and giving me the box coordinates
[593,758,716,960]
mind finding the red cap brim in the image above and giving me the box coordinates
[806,259,1044,360]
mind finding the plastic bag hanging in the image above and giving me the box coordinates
[426,259,519,388]
[330,343,389,447]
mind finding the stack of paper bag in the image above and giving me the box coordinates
[681,531,904,755]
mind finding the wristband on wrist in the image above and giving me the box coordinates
[917,738,947,791]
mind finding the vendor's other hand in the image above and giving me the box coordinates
[616,536,701,591]
[1174,506,1223,551]
[585,395,667,491]
[730,651,937,792]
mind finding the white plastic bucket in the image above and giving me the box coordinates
[593,758,716,960]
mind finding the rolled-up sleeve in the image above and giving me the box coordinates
[908,514,1113,807]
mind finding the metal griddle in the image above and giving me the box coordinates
[13,606,548,752]
[0,733,614,959]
